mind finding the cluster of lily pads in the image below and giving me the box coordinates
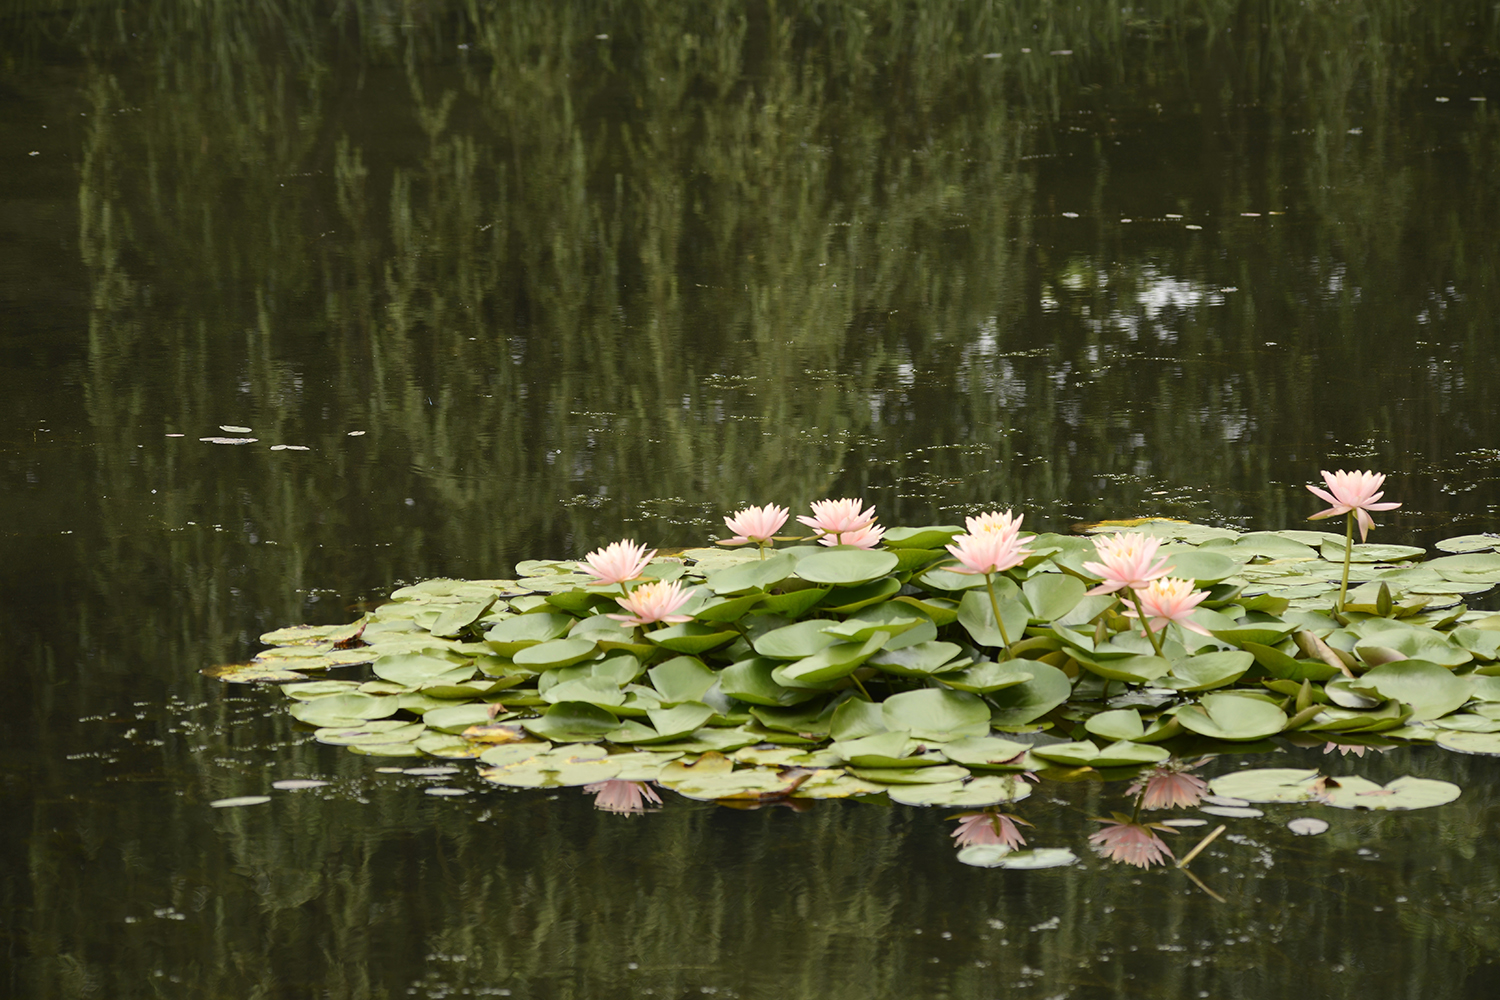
[218,502,1500,869]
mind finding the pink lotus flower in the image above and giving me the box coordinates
[1128,761,1209,810]
[605,579,695,627]
[1089,818,1176,868]
[822,521,886,549]
[951,810,1030,849]
[584,779,662,814]
[581,539,655,586]
[945,527,1032,575]
[722,504,789,545]
[965,510,1023,536]
[1082,533,1173,596]
[1307,469,1401,542]
[797,499,877,543]
[1125,576,1212,636]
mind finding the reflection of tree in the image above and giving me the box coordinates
[5,1,1500,994]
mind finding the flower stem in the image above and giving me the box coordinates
[851,674,875,702]
[1337,512,1355,611]
[1128,588,1166,657]
[1129,787,1146,825]
[985,573,1013,660]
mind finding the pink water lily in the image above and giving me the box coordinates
[797,498,877,543]
[722,503,790,545]
[964,510,1024,536]
[1125,576,1212,636]
[606,579,694,627]
[824,521,886,549]
[581,539,655,586]
[945,526,1032,575]
[1089,818,1177,868]
[1082,533,1173,596]
[951,810,1030,850]
[584,779,662,815]
[1307,469,1401,542]
[1128,761,1209,810]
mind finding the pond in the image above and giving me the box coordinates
[2,2,1498,997]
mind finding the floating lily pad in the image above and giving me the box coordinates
[314,721,426,746]
[957,587,1030,650]
[1320,775,1461,811]
[847,764,972,784]
[1351,660,1472,721]
[1173,693,1288,741]
[1029,740,1170,767]
[882,689,991,741]
[205,662,308,683]
[794,548,899,585]
[866,641,967,676]
[939,736,1031,769]
[1435,730,1500,755]
[791,770,889,798]
[1156,650,1254,691]
[483,613,574,655]
[1208,767,1324,803]
[987,661,1073,725]
[521,702,620,742]
[956,846,1078,869]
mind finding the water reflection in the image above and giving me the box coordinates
[2,1,1500,997]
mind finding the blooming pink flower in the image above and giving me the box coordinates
[584,779,662,814]
[1128,761,1209,810]
[965,510,1023,536]
[581,539,655,586]
[1125,577,1212,636]
[722,504,790,545]
[1082,533,1173,596]
[605,579,694,627]
[1307,469,1401,542]
[822,521,886,549]
[945,528,1032,575]
[797,499,877,542]
[1089,819,1176,868]
[951,810,1030,849]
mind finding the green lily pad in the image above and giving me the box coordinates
[939,736,1031,769]
[915,567,992,593]
[1173,693,1288,741]
[882,525,963,548]
[513,638,599,670]
[1351,660,1472,720]
[204,662,309,683]
[1022,573,1087,622]
[542,677,628,707]
[290,693,400,726]
[866,641,967,676]
[421,703,497,733]
[791,770,890,799]
[483,613,574,656]
[819,576,904,613]
[647,623,738,654]
[314,720,426,746]
[1436,730,1500,755]
[829,698,889,741]
[1208,767,1323,803]
[704,552,800,595]
[371,653,474,688]
[1161,549,1243,583]
[987,661,1073,725]
[718,657,820,707]
[886,775,1033,807]
[757,587,829,618]
[1320,775,1461,811]
[882,689,991,741]
[664,767,809,801]
[822,603,925,643]
[281,680,364,700]
[1243,641,1339,681]
[936,661,1033,694]
[1354,630,1472,668]
[753,619,840,660]
[692,593,766,622]
[957,586,1030,650]
[1156,650,1254,691]
[647,657,718,703]
[210,796,273,808]
[643,702,716,741]
[847,764,972,784]
[1029,740,1170,767]
[1074,652,1171,684]
[776,635,888,685]
[1435,534,1500,554]
[957,847,1078,870]
[794,548,899,585]
[831,730,945,767]
[521,702,620,742]
[1084,709,1145,741]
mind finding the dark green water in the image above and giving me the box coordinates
[3,2,1499,997]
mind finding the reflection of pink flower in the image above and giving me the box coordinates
[1082,533,1173,596]
[797,499,877,542]
[965,510,1023,536]
[1125,577,1212,636]
[1089,819,1176,868]
[606,580,694,627]
[584,780,662,814]
[1307,470,1401,541]
[1128,761,1209,810]
[581,540,655,586]
[946,527,1031,575]
[823,522,886,549]
[722,504,789,545]
[951,810,1030,849]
